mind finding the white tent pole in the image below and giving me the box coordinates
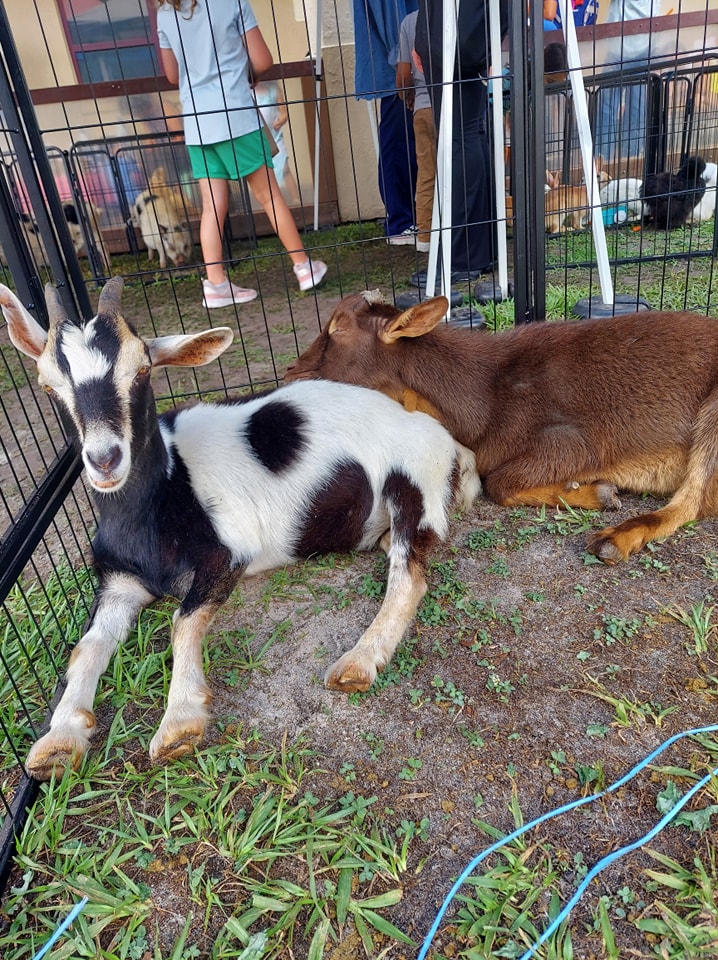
[426,0,456,305]
[488,1,508,299]
[556,0,613,304]
[312,0,323,232]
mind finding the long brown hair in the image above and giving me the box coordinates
[156,0,198,14]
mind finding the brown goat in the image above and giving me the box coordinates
[284,291,718,564]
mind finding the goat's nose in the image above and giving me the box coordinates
[87,445,123,474]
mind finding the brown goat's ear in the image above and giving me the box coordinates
[380,297,449,343]
[327,310,357,336]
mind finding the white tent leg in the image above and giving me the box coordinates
[557,0,614,305]
[426,0,457,306]
[489,0,509,300]
[366,98,380,160]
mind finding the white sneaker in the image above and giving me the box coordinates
[387,227,417,246]
[203,279,257,308]
[293,258,328,291]
[416,238,431,253]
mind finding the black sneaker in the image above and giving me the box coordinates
[395,288,464,309]
[410,268,483,287]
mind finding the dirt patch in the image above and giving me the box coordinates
[201,491,718,955]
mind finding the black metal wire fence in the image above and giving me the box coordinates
[1,0,718,897]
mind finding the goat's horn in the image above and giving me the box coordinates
[44,283,68,327]
[98,276,124,315]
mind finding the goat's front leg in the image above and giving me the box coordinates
[148,605,217,763]
[149,565,240,764]
[484,452,622,512]
[26,574,154,781]
[325,532,434,693]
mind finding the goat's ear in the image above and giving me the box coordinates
[0,285,48,360]
[380,297,449,343]
[147,327,234,368]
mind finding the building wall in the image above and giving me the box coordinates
[3,1,718,228]
[323,0,385,223]
[7,0,75,88]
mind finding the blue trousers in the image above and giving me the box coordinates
[378,94,417,236]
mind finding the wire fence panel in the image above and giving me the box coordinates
[0,0,718,915]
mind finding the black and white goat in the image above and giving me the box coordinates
[1,278,479,780]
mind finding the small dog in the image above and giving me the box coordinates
[545,170,589,234]
[641,155,707,229]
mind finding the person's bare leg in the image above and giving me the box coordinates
[199,178,256,305]
[245,165,306,266]
[245,164,327,290]
[199,178,230,285]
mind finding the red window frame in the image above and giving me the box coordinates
[57,0,160,84]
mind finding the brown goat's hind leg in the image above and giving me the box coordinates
[501,480,621,511]
[586,490,702,564]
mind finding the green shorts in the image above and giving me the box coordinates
[188,128,274,180]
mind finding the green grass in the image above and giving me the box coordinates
[0,567,96,776]
[4,235,718,955]
[2,546,718,958]
[105,219,391,306]
[1,733,417,959]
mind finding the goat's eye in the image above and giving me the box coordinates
[136,366,150,379]
[43,384,55,395]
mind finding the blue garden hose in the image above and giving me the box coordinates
[31,895,88,960]
[418,724,718,960]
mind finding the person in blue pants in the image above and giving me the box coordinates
[353,0,418,245]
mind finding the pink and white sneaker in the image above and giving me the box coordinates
[202,278,257,308]
[293,258,328,292]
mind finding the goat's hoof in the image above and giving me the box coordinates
[26,737,86,781]
[585,530,627,565]
[149,722,205,764]
[325,654,377,694]
[596,483,622,510]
